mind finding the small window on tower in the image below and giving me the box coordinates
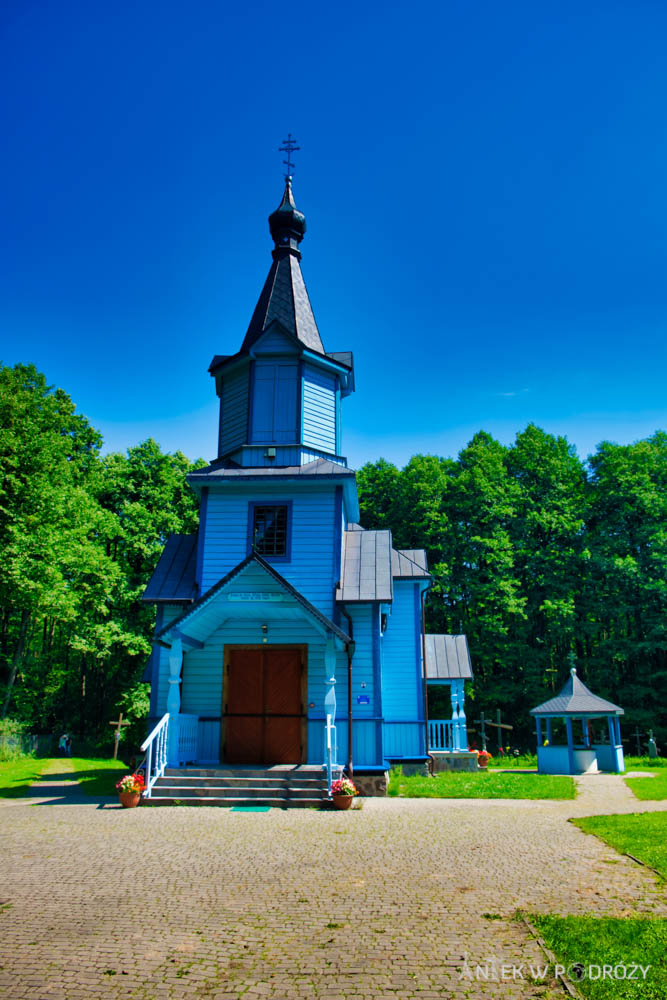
[252,505,289,557]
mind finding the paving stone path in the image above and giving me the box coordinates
[1,769,665,999]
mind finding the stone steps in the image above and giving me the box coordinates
[144,765,330,809]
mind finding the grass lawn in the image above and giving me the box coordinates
[531,914,666,1000]
[0,756,128,798]
[572,812,667,879]
[68,757,128,796]
[625,771,667,801]
[624,756,667,770]
[488,753,537,769]
[388,767,575,799]
[0,756,51,797]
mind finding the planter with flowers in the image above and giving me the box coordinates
[115,772,146,808]
[331,776,358,810]
[477,750,492,769]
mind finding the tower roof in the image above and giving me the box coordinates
[241,178,325,354]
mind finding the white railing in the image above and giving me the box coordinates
[325,713,337,795]
[428,719,455,752]
[140,713,169,798]
[178,714,198,765]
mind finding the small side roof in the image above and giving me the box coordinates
[336,529,393,603]
[425,635,473,680]
[142,534,198,604]
[392,548,430,579]
[531,669,624,717]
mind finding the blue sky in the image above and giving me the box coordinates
[1,1,666,470]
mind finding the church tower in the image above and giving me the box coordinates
[208,177,354,469]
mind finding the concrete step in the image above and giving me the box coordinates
[157,775,327,789]
[151,784,325,799]
[144,796,326,809]
[163,766,325,779]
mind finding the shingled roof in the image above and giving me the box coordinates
[424,634,473,680]
[531,669,624,717]
[142,534,198,604]
[336,529,393,603]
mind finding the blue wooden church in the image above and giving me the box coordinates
[141,174,471,799]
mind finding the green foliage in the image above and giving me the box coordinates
[0,717,27,760]
[0,363,204,746]
[532,914,667,1000]
[387,766,575,799]
[358,423,667,747]
[572,812,667,879]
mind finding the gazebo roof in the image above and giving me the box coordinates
[530,668,624,717]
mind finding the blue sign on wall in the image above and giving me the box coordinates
[357,695,370,705]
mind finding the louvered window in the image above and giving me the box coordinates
[252,505,288,557]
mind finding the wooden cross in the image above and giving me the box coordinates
[279,133,300,178]
[109,713,130,760]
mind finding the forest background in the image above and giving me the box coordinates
[1,362,665,752]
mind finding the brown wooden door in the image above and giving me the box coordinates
[224,647,305,764]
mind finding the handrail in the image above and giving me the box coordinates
[140,713,170,798]
[325,713,336,795]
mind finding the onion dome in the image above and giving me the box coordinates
[268,177,306,257]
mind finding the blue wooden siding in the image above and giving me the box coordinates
[250,361,298,444]
[226,446,347,468]
[343,604,382,765]
[383,721,425,757]
[302,365,336,454]
[253,328,298,355]
[220,367,249,456]
[381,581,421,721]
[201,486,338,617]
[378,581,424,757]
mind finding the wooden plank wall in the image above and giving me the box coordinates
[302,365,336,454]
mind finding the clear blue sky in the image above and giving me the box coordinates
[2,1,666,470]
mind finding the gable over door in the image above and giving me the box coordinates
[223,646,306,764]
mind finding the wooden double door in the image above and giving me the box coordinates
[223,646,307,764]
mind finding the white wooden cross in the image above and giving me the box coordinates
[109,713,130,759]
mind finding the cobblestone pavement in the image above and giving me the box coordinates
[1,768,665,1000]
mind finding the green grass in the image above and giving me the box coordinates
[531,914,666,999]
[0,755,128,798]
[0,756,51,797]
[572,812,667,879]
[488,753,537,769]
[625,771,667,801]
[68,757,128,796]
[624,756,667,769]
[387,767,575,799]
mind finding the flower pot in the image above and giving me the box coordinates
[332,794,354,810]
[478,760,489,769]
[118,791,141,808]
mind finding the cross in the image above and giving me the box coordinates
[279,133,300,178]
[108,712,130,760]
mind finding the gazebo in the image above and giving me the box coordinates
[530,668,625,774]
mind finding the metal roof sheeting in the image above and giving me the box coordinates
[142,534,198,604]
[336,529,393,603]
[391,548,430,579]
[188,457,355,482]
[531,669,624,716]
[424,635,473,680]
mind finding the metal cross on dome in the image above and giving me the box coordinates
[279,133,300,178]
